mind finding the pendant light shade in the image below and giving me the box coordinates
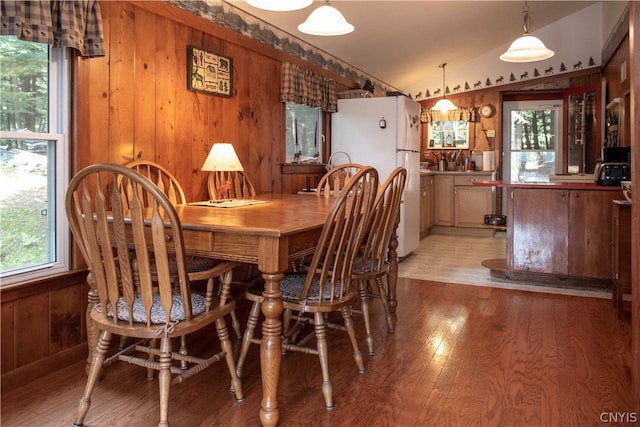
[298,1,354,36]
[245,0,313,12]
[500,2,554,63]
[431,63,457,113]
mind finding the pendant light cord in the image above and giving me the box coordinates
[522,1,532,34]
[439,63,447,97]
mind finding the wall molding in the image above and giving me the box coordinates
[166,0,398,94]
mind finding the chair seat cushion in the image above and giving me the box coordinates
[109,292,206,324]
[150,256,217,275]
[280,273,345,302]
[352,257,387,274]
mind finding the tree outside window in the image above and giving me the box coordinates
[285,102,323,164]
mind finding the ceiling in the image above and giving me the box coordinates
[222,1,596,93]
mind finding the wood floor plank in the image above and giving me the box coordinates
[1,277,633,427]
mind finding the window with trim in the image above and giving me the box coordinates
[0,36,70,285]
[285,102,323,164]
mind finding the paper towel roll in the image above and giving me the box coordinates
[482,151,495,171]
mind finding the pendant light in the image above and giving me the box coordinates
[500,1,554,63]
[431,63,457,113]
[245,0,313,12]
[298,0,354,36]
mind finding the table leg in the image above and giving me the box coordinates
[386,222,399,333]
[259,272,284,427]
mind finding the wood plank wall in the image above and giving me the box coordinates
[75,1,284,201]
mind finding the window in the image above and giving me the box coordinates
[502,100,562,184]
[427,120,470,149]
[285,102,323,163]
[0,37,70,285]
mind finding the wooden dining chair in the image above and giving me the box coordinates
[315,163,366,198]
[287,162,366,273]
[353,166,407,355]
[235,166,379,410]
[208,170,256,200]
[122,160,243,340]
[66,163,243,427]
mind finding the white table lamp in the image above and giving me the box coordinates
[201,143,244,172]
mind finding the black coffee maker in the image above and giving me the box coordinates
[594,146,631,186]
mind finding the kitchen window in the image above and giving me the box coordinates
[285,102,323,164]
[0,36,70,285]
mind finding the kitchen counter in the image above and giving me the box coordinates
[473,180,622,191]
[420,170,494,176]
[482,182,623,289]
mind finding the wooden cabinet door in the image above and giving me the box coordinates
[455,185,493,227]
[510,188,569,274]
[420,178,428,236]
[419,176,435,237]
[426,177,434,230]
[568,190,618,279]
[434,175,454,226]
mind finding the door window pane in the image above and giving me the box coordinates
[506,104,561,183]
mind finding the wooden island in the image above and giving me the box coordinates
[476,181,625,288]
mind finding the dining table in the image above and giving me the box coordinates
[83,192,400,426]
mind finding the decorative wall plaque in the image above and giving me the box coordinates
[187,45,233,97]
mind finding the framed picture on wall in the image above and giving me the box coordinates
[187,46,233,97]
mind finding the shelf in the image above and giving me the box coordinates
[483,224,506,231]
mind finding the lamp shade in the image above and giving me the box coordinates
[432,98,457,113]
[201,143,244,171]
[499,35,555,62]
[246,0,313,11]
[430,63,457,113]
[298,4,354,36]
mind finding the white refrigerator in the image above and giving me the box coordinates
[331,95,421,258]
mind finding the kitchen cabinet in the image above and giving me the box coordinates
[420,175,434,237]
[434,175,454,226]
[611,201,631,317]
[430,171,495,229]
[508,187,619,279]
[454,175,495,228]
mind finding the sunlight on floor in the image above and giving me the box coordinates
[399,233,610,299]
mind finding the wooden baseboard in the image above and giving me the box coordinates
[430,225,496,237]
[1,344,88,395]
[481,258,611,290]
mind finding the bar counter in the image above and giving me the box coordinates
[473,180,623,191]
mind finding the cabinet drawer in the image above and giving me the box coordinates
[454,175,487,186]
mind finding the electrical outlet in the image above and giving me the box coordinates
[486,129,496,137]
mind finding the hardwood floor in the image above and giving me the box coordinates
[1,277,633,426]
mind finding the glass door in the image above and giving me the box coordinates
[502,100,563,184]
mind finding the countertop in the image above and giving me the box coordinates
[420,170,495,176]
[472,180,623,191]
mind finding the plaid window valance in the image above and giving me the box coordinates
[281,62,337,113]
[421,106,476,123]
[1,0,105,57]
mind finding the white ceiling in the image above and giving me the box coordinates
[223,1,597,92]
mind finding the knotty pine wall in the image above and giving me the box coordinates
[75,1,353,201]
